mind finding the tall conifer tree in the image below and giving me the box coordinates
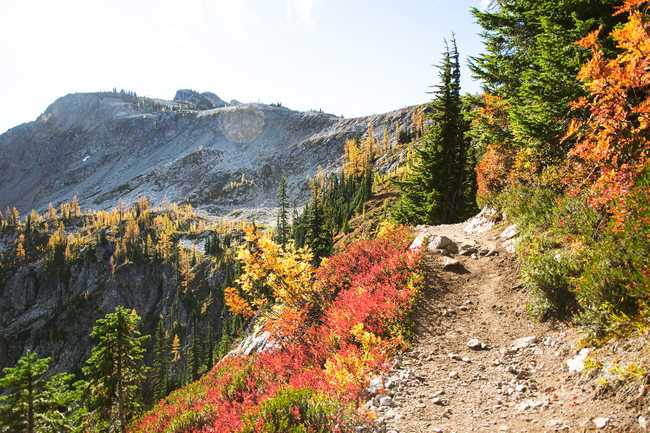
[83,306,149,433]
[393,35,470,224]
[275,176,290,248]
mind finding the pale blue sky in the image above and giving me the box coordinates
[0,0,487,133]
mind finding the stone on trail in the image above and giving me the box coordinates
[379,396,394,407]
[593,417,610,429]
[545,419,570,431]
[567,348,591,373]
[442,257,467,273]
[511,336,537,351]
[467,338,488,350]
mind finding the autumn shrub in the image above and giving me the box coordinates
[163,405,216,433]
[574,172,650,336]
[475,143,514,206]
[132,227,422,433]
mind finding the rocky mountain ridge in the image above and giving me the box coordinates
[0,90,421,222]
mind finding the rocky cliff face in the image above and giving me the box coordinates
[0,232,226,373]
[0,90,420,222]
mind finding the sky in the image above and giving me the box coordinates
[0,0,489,134]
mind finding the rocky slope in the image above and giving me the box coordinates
[0,207,230,375]
[0,89,420,222]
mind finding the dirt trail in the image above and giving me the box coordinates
[370,220,644,433]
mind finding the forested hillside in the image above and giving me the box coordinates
[0,0,647,432]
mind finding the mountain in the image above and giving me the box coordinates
[0,89,420,222]
[0,89,421,377]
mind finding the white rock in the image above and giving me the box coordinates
[467,338,487,350]
[429,235,454,250]
[593,417,610,429]
[448,352,462,361]
[500,224,519,240]
[516,398,549,412]
[379,396,394,407]
[367,376,383,394]
[638,416,647,429]
[567,348,591,373]
[449,371,459,379]
[511,336,537,351]
[464,207,499,234]
[432,396,446,405]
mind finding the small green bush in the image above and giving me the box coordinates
[223,360,254,401]
[495,170,649,337]
[241,387,351,433]
[164,405,215,433]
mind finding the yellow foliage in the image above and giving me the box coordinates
[224,224,316,317]
[15,234,25,262]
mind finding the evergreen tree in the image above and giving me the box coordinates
[206,321,215,371]
[304,192,332,262]
[190,314,202,381]
[469,0,621,163]
[151,317,170,402]
[0,352,76,433]
[275,176,290,248]
[393,36,470,224]
[82,306,149,433]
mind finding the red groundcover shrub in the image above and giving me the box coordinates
[132,226,422,433]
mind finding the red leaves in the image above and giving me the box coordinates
[132,229,422,433]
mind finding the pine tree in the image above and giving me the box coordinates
[0,352,76,433]
[393,36,470,225]
[275,176,290,248]
[304,192,332,262]
[190,314,202,381]
[82,306,149,433]
[151,318,170,402]
[469,0,621,164]
[206,321,215,370]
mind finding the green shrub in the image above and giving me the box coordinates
[163,405,215,433]
[521,243,579,320]
[223,360,254,401]
[241,387,351,433]
[496,171,649,337]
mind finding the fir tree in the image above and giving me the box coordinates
[469,0,621,163]
[190,314,202,381]
[0,352,76,433]
[393,36,471,225]
[82,306,149,433]
[275,176,290,248]
[151,317,170,402]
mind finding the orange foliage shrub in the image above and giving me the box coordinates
[476,143,514,204]
[563,0,649,216]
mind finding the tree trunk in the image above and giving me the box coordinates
[27,372,34,433]
[117,349,126,433]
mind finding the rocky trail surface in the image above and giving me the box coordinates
[367,214,647,433]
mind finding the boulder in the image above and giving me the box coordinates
[443,257,467,273]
